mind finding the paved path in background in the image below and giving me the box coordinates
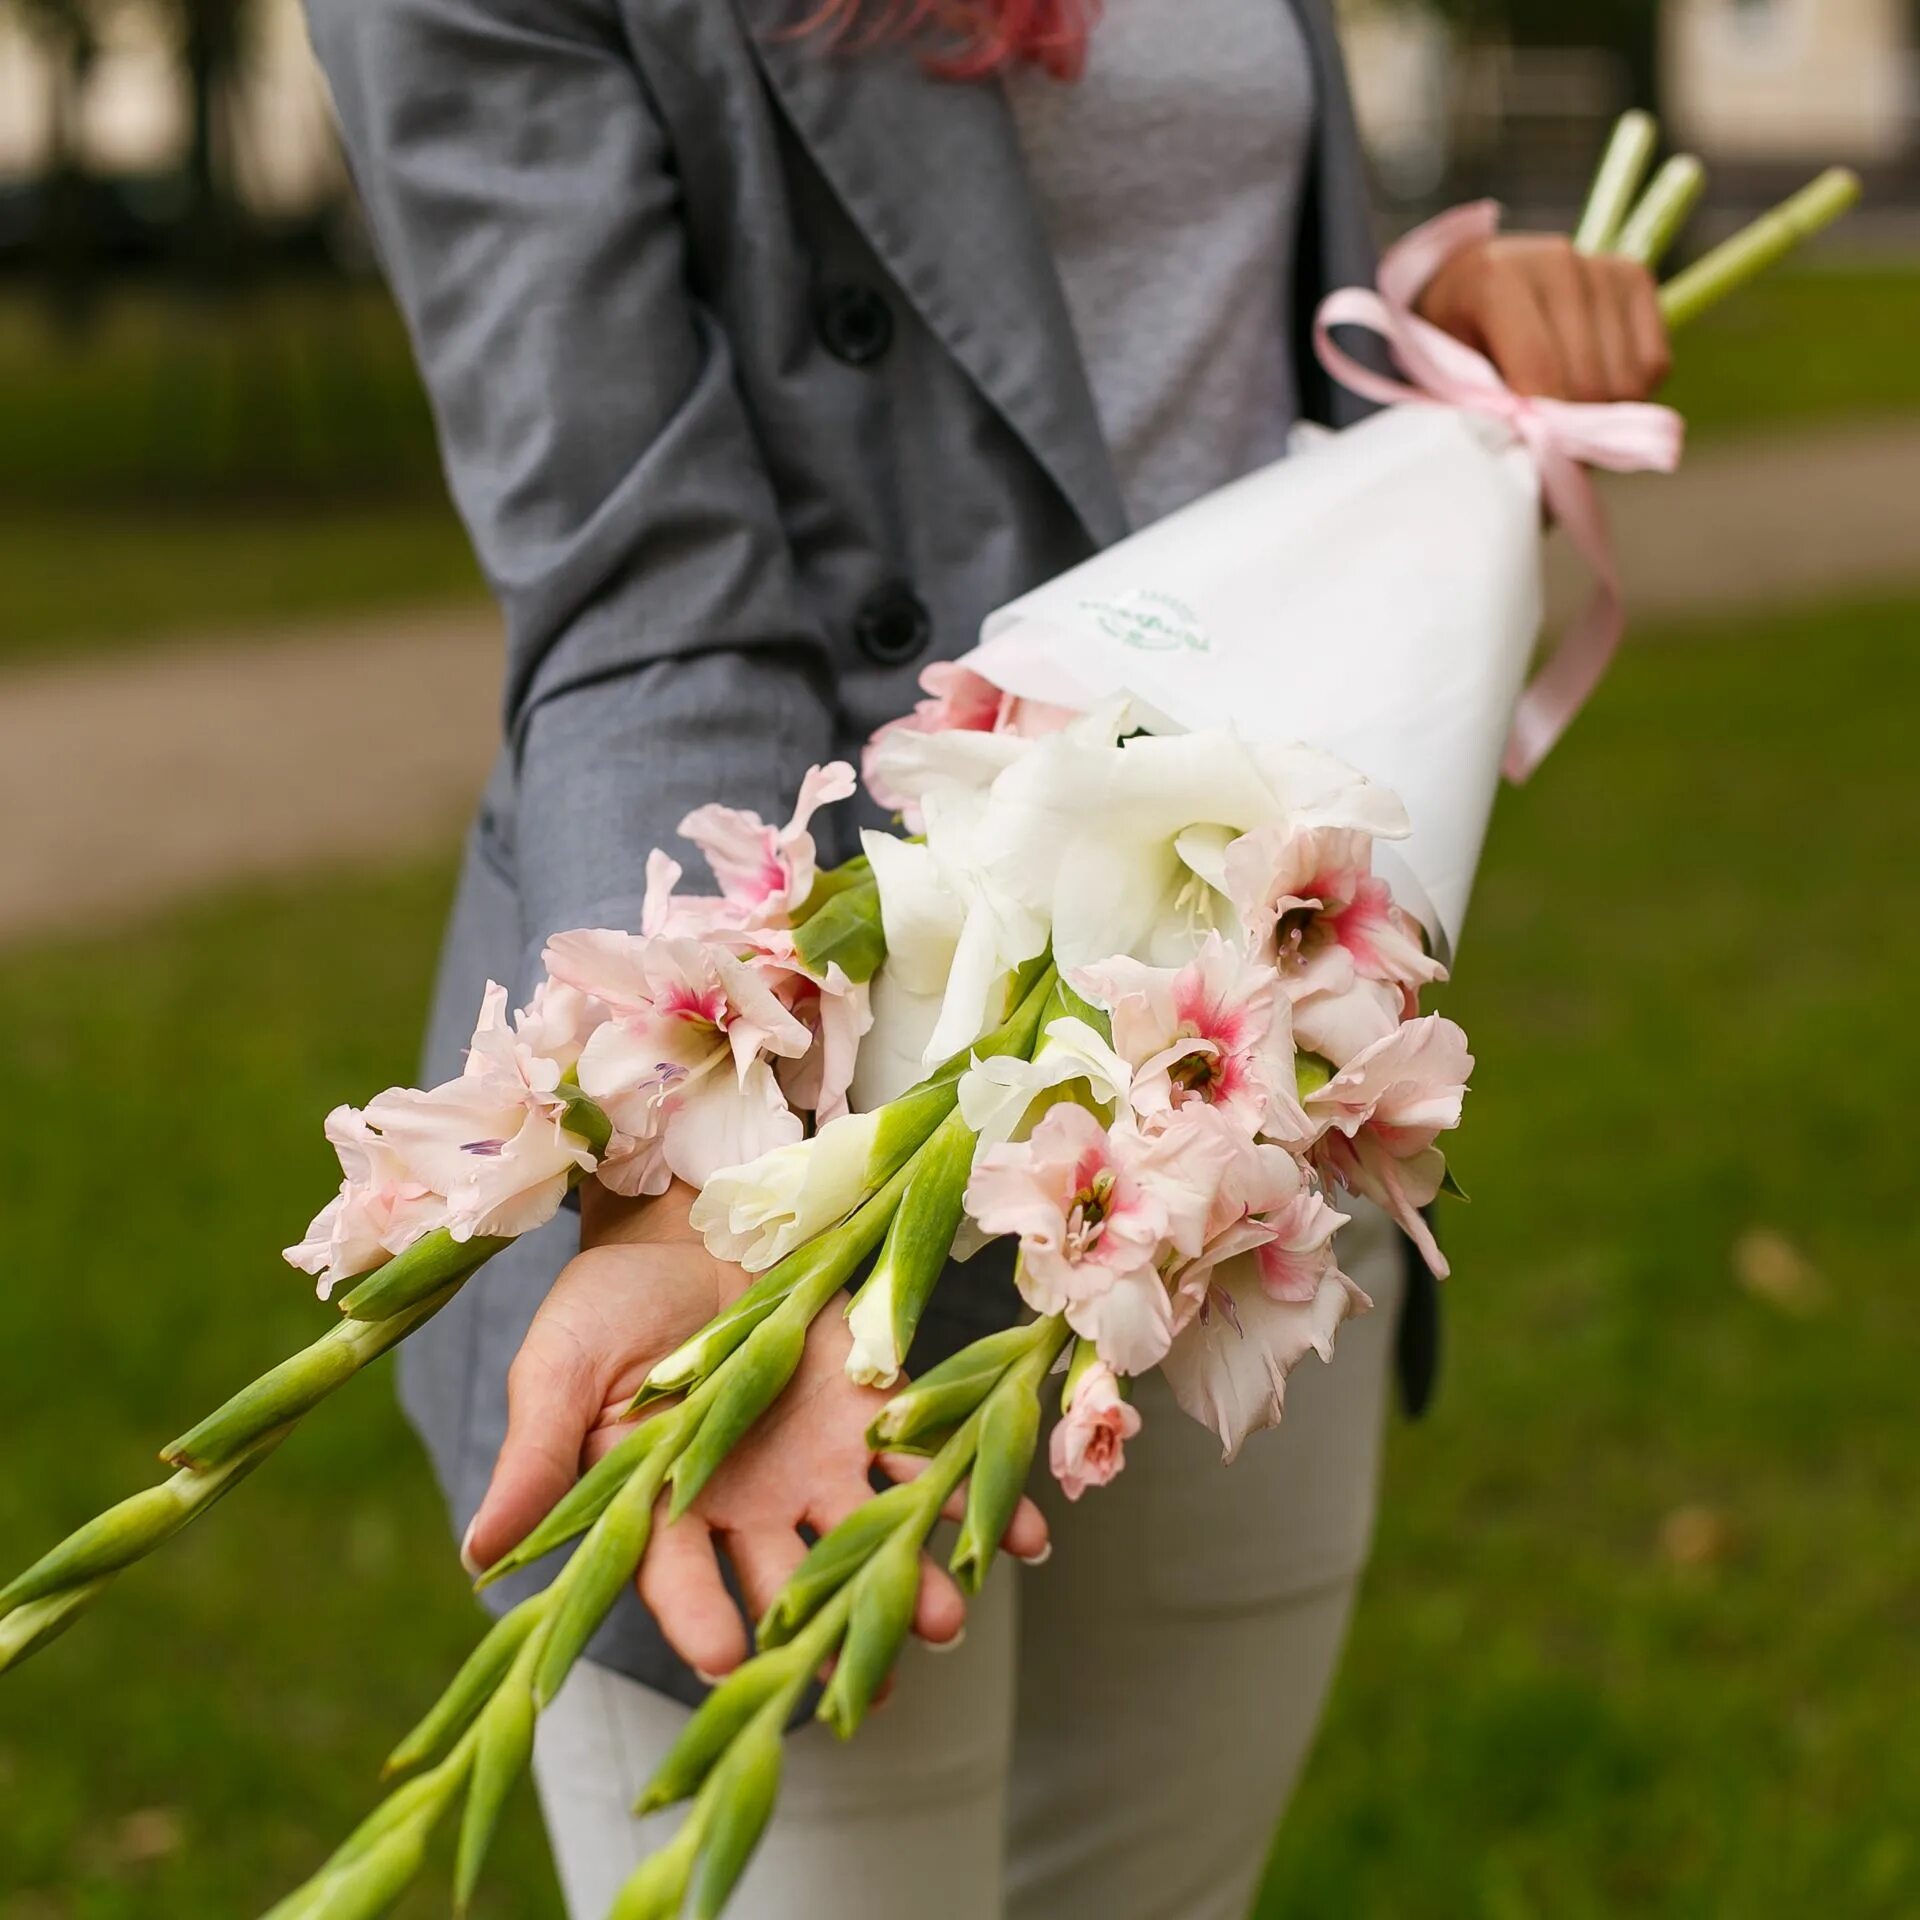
[3,420,1916,949]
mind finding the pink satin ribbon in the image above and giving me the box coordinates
[1313,201,1685,783]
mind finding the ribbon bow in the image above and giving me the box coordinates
[1314,201,1685,783]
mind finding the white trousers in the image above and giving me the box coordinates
[533,1213,1403,1920]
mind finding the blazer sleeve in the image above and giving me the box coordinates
[307,0,840,986]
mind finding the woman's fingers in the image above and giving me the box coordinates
[639,1510,748,1681]
[1472,264,1565,400]
[464,1334,599,1572]
[1531,247,1609,402]
[723,1524,809,1626]
[1619,259,1674,394]
[1424,236,1672,405]
[912,1560,967,1647]
[1583,257,1638,401]
[877,1453,1052,1563]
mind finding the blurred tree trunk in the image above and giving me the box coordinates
[176,0,250,276]
[20,0,102,329]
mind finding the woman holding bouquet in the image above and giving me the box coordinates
[306,1,1670,1913]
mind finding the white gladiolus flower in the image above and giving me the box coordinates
[687,1109,884,1272]
[844,1279,903,1389]
[911,723,1407,1069]
[956,1017,1135,1155]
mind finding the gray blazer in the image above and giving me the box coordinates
[308,0,1414,1700]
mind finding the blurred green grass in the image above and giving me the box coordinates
[1,590,1916,1919]
[0,283,481,666]
[1661,261,1920,439]
[0,506,481,668]
[2,261,1918,666]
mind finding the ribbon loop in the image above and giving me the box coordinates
[1313,201,1685,782]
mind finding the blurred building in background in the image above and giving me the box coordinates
[1338,0,1920,216]
[1663,0,1915,165]
[0,0,1915,283]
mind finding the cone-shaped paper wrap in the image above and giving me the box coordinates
[962,405,1544,960]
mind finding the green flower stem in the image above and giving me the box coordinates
[164,1280,462,1471]
[949,1318,1069,1596]
[1661,168,1863,332]
[842,1103,979,1388]
[1613,153,1708,268]
[1575,109,1659,255]
[0,1419,291,1622]
[0,1578,110,1674]
[614,1317,1071,1920]
[383,1587,553,1777]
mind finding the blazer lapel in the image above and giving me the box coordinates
[744,9,1132,550]
[1284,0,1383,428]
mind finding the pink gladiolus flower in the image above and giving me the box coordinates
[1306,1014,1472,1278]
[1070,932,1303,1138]
[638,850,753,942]
[675,762,856,928]
[283,1105,448,1299]
[1161,1253,1367,1463]
[862,662,1075,825]
[741,928,875,1124]
[1049,1361,1142,1502]
[545,929,813,1195]
[1169,1134,1349,1320]
[1226,823,1445,1065]
[966,1104,1233,1375]
[361,984,601,1244]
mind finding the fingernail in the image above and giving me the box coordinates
[927,1626,966,1655]
[1018,1542,1052,1567]
[693,1667,727,1687]
[459,1519,483,1580]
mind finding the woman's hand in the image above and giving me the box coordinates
[462,1181,1050,1679]
[1417,234,1672,405]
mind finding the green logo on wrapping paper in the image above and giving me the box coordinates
[1079,588,1210,655]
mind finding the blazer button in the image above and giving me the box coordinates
[854,583,932,666]
[817,282,894,366]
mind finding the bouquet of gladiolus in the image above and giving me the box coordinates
[1,710,1466,1918]
[0,125,1861,1920]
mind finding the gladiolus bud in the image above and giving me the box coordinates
[635,1655,802,1813]
[476,1417,679,1589]
[0,1580,107,1675]
[164,1287,455,1470]
[866,1323,1039,1452]
[951,1385,1041,1597]
[608,1820,704,1920]
[385,1590,548,1778]
[687,1711,786,1919]
[535,1448,676,1708]
[334,1226,514,1321]
[453,1666,539,1914]
[844,1107,976,1388]
[668,1310,810,1523]
[756,1483,920,1650]
[818,1532,920,1739]
[0,1422,287,1620]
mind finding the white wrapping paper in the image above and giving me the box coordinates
[962,405,1545,960]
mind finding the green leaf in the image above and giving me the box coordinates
[792,881,886,983]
